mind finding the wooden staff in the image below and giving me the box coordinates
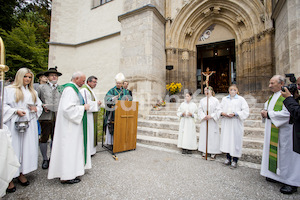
[202,68,215,160]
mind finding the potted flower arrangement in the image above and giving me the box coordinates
[166,82,182,95]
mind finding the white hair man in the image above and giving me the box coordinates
[48,71,91,184]
[261,75,300,194]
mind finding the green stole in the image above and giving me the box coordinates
[267,94,285,173]
[81,84,98,147]
[63,83,88,165]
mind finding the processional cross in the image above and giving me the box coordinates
[202,67,215,160]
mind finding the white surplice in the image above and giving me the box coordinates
[198,96,221,154]
[260,91,300,187]
[80,85,99,156]
[3,86,42,178]
[219,95,249,157]
[0,125,20,197]
[177,101,198,150]
[48,83,91,181]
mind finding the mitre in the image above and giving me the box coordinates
[115,73,125,82]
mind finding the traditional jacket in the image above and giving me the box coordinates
[37,82,61,121]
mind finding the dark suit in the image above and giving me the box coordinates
[283,96,300,154]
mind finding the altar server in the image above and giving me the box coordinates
[177,92,198,154]
[3,68,42,192]
[198,86,221,160]
[219,84,249,168]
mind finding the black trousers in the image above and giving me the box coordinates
[39,118,55,143]
[227,153,239,163]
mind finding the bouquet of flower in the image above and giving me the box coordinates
[166,82,182,95]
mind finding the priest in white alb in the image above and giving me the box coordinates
[48,72,91,184]
[261,75,300,194]
[80,76,101,156]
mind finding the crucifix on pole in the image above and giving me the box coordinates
[202,67,215,160]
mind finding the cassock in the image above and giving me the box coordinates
[0,125,20,197]
[80,84,99,156]
[260,91,300,187]
[219,95,249,157]
[198,96,221,154]
[104,86,131,145]
[177,101,198,150]
[3,86,42,177]
[48,83,91,181]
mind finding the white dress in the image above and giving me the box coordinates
[177,101,198,150]
[80,85,99,156]
[198,96,221,154]
[0,125,20,197]
[260,91,300,187]
[3,86,42,177]
[219,95,249,157]
[48,83,91,181]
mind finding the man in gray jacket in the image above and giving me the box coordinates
[37,67,62,169]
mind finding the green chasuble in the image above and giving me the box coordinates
[267,95,285,173]
[62,83,88,165]
[104,86,131,135]
[81,84,98,147]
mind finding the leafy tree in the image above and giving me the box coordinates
[0,19,48,79]
[0,0,51,80]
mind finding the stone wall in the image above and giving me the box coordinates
[48,0,123,100]
[273,0,300,78]
[119,2,166,114]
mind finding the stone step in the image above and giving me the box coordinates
[138,119,265,132]
[146,114,263,122]
[162,102,264,108]
[152,106,263,114]
[136,135,263,164]
[137,125,264,141]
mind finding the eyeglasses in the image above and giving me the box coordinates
[49,74,58,77]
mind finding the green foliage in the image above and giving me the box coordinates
[0,0,51,80]
[0,19,48,78]
[97,108,106,142]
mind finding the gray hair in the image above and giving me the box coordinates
[87,76,97,82]
[272,75,285,84]
[71,71,84,80]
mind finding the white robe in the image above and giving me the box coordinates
[177,101,198,150]
[3,86,42,177]
[260,91,300,187]
[48,83,91,181]
[198,96,221,154]
[0,125,20,197]
[80,85,99,156]
[219,95,249,157]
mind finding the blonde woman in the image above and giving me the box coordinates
[3,68,42,193]
[198,86,221,160]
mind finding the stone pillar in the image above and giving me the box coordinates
[118,2,166,115]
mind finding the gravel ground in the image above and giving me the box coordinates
[2,144,299,200]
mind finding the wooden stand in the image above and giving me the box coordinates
[113,101,139,153]
[102,100,139,157]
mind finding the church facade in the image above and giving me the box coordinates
[48,0,300,107]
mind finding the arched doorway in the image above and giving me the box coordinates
[197,39,236,93]
[166,0,274,100]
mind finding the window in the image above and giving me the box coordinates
[92,0,112,8]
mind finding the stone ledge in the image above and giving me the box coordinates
[118,4,166,24]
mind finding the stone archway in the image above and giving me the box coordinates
[166,0,274,100]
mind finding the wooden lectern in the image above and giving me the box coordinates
[113,100,138,153]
